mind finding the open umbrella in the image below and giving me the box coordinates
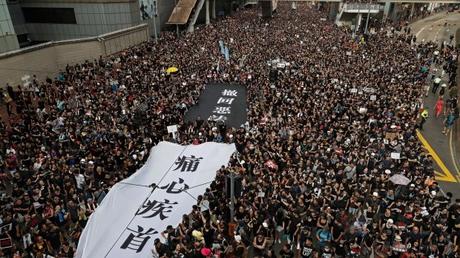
[389,174,410,185]
[166,67,178,74]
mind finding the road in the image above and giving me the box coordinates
[411,11,460,45]
[410,12,460,198]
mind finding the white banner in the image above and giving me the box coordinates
[76,141,235,258]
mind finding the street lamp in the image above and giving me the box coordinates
[364,0,372,34]
[153,0,158,43]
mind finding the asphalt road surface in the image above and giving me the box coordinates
[410,12,460,198]
[411,11,460,45]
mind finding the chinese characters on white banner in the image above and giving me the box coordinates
[75,142,235,258]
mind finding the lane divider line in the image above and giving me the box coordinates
[449,129,460,175]
[434,170,444,177]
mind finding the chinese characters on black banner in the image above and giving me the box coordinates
[184,84,247,128]
[120,155,202,253]
[208,89,238,123]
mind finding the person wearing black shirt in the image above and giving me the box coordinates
[59,242,75,258]
[203,223,215,248]
[253,233,267,258]
[161,225,179,250]
[320,245,333,258]
[153,238,171,258]
[300,238,315,258]
[279,243,294,258]
[425,243,440,258]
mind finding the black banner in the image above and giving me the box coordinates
[184,84,247,128]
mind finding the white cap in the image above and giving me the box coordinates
[235,235,241,242]
[385,169,391,175]
[373,192,379,197]
[387,219,394,224]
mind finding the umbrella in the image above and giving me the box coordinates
[389,174,411,185]
[166,67,178,74]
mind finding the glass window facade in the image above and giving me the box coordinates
[22,7,77,24]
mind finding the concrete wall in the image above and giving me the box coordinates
[0,23,149,88]
[0,0,20,53]
[17,0,140,41]
[102,24,150,54]
[157,0,176,30]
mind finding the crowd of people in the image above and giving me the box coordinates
[0,2,459,258]
[423,44,458,137]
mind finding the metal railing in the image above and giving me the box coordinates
[343,3,382,11]
[243,0,259,4]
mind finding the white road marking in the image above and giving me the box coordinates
[416,24,429,38]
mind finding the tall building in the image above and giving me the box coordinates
[0,0,232,55]
[0,0,19,53]
[0,0,178,54]
[7,0,142,44]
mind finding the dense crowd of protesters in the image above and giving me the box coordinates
[0,2,459,258]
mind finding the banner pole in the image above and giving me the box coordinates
[153,14,158,43]
[230,171,235,222]
[230,151,240,222]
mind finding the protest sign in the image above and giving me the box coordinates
[76,142,235,258]
[185,84,247,128]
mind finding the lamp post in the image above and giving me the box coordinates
[175,0,179,37]
[354,4,360,36]
[364,0,371,34]
[229,171,235,221]
[153,0,158,43]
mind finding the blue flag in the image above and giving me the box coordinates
[224,46,230,61]
[219,40,225,55]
